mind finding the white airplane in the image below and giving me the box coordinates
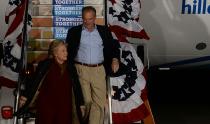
[139,0,210,69]
[1,0,210,123]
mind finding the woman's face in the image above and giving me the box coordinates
[54,44,68,64]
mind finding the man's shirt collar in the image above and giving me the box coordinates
[82,24,97,31]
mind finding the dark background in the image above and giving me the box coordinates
[147,67,210,124]
[136,44,210,124]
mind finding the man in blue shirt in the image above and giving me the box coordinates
[66,6,120,124]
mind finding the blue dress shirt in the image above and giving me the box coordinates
[75,26,104,64]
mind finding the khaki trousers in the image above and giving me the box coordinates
[75,64,106,124]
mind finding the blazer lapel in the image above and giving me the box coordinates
[97,25,106,43]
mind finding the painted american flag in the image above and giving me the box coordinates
[0,0,32,88]
[107,0,150,123]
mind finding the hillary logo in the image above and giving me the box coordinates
[182,0,210,14]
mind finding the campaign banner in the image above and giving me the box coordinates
[53,16,82,27]
[53,5,83,16]
[53,0,84,5]
[53,27,69,39]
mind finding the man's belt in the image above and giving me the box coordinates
[75,61,103,67]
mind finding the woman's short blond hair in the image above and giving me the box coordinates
[48,39,66,58]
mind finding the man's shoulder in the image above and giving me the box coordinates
[96,24,106,29]
[96,25,109,32]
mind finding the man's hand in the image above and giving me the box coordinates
[111,58,119,73]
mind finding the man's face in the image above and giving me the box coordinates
[82,11,96,30]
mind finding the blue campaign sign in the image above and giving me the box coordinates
[52,0,84,40]
[53,5,83,16]
[53,0,84,5]
[53,16,83,27]
[53,27,69,40]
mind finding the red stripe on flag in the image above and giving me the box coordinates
[0,76,17,88]
[17,33,23,46]
[109,25,150,43]
[141,87,148,102]
[112,103,150,124]
[5,0,26,38]
[5,7,19,24]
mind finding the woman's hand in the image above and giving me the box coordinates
[80,105,86,117]
[19,96,27,108]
